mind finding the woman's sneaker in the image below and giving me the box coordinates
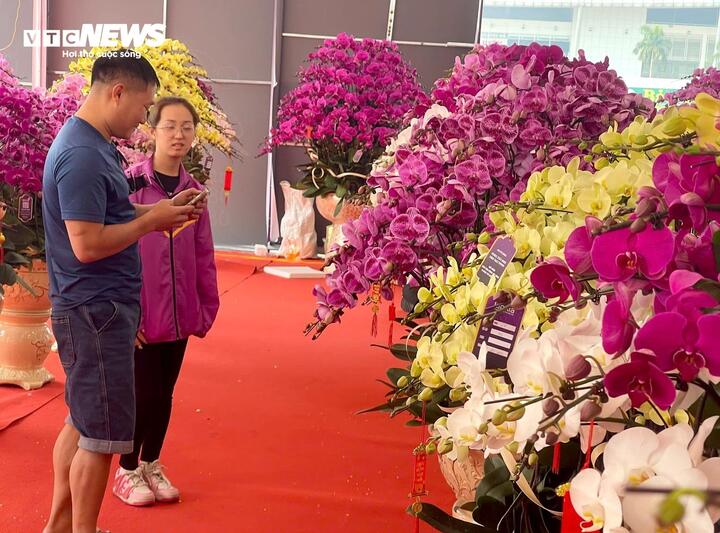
[142,460,180,503]
[112,466,155,506]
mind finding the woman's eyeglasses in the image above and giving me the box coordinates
[156,123,196,135]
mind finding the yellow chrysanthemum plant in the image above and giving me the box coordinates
[374,95,716,428]
[55,39,240,183]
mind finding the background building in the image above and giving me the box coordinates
[1,0,717,248]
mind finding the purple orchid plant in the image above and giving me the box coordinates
[307,43,656,337]
[0,54,80,264]
[262,33,428,205]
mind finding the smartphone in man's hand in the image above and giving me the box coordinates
[187,189,209,206]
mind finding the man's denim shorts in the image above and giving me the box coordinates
[51,299,140,454]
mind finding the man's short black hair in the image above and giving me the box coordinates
[90,49,160,89]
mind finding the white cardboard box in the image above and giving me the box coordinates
[263,266,326,279]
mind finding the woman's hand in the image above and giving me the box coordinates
[135,330,147,349]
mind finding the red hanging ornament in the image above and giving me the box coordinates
[223,166,233,206]
[388,296,396,346]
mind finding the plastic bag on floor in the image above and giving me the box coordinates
[278,180,317,259]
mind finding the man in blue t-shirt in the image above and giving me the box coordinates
[42,51,202,533]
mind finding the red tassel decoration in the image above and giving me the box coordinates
[552,443,561,475]
[583,420,596,469]
[410,401,428,533]
[388,300,396,346]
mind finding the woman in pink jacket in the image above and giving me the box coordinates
[113,96,219,507]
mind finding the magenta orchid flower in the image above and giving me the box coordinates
[634,275,720,381]
[530,257,581,303]
[590,225,675,282]
[604,351,677,410]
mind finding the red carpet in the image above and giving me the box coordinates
[0,255,453,532]
[0,380,64,431]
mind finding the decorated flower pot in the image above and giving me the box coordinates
[437,450,485,523]
[315,193,364,254]
[0,261,54,390]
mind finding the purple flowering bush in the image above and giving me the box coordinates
[307,43,656,337]
[0,55,80,264]
[663,67,720,105]
[262,33,428,203]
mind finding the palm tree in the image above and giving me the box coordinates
[634,25,671,78]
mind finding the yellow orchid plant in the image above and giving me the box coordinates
[60,39,240,182]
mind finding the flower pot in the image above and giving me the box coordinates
[437,450,485,523]
[0,261,54,390]
[315,193,364,254]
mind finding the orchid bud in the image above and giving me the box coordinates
[405,396,417,406]
[565,355,592,381]
[630,218,647,233]
[594,157,609,170]
[438,439,454,455]
[396,376,409,388]
[543,398,560,416]
[506,441,519,454]
[494,291,511,305]
[425,442,437,454]
[637,186,663,200]
[477,232,490,244]
[634,134,648,145]
[410,360,422,378]
[478,422,489,435]
[418,387,434,402]
[435,416,448,428]
[562,388,576,401]
[548,308,560,323]
[545,431,559,446]
[506,406,526,422]
[581,401,602,421]
[491,410,507,426]
[511,296,526,309]
[528,452,538,466]
[449,388,467,402]
[465,232,478,242]
[658,495,685,526]
[634,198,657,218]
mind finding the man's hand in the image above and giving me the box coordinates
[173,188,207,219]
[148,199,194,232]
